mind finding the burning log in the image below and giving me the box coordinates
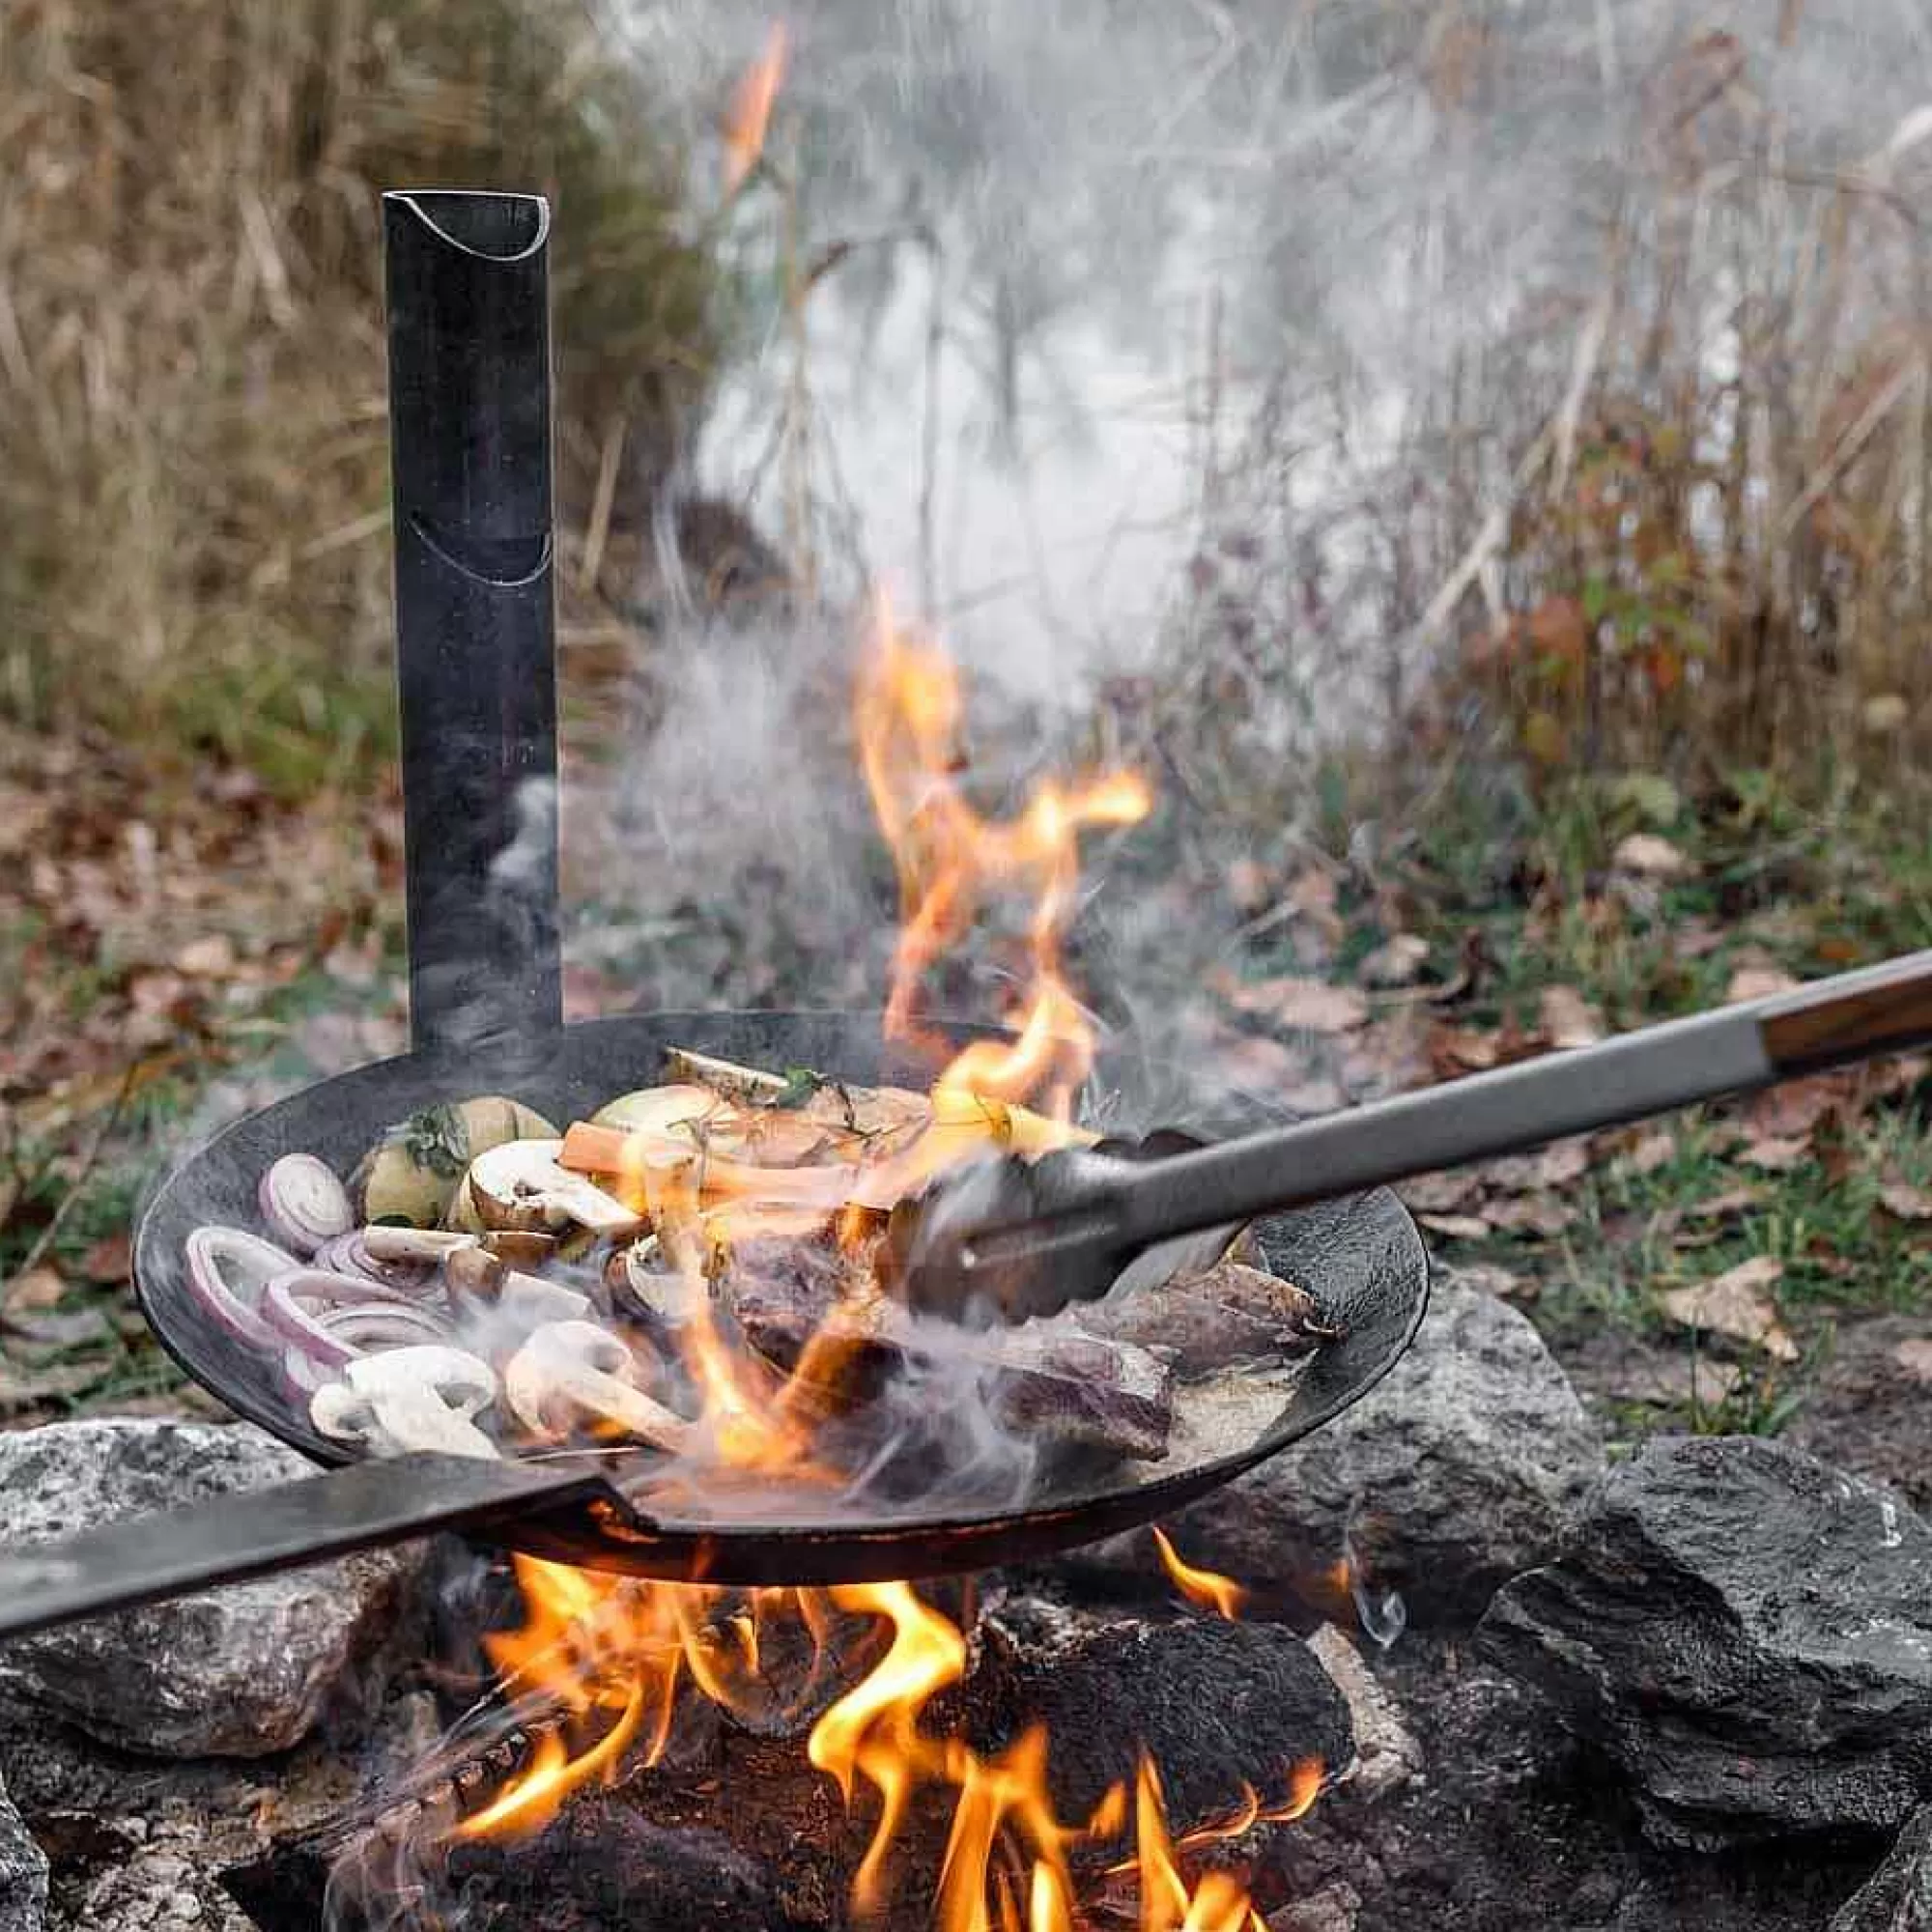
[955,1596,1352,1841]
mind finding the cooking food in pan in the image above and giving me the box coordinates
[180,1048,1339,1484]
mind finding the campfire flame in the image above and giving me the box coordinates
[858,588,1151,1122]
[455,1553,1320,1931]
[1153,1528,1248,1621]
[437,603,1309,1922]
[723,22,788,194]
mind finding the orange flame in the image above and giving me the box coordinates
[857,588,1151,1122]
[437,596,1308,1926]
[1153,1528,1248,1621]
[723,23,788,194]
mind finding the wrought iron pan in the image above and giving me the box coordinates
[0,1012,1432,1635]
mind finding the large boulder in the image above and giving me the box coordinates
[0,1774,44,1932]
[0,1419,426,1759]
[1832,1804,1932,1932]
[1481,1435,1932,1848]
[1058,1279,1602,1625]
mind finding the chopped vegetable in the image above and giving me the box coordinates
[185,1227,304,1348]
[500,1321,689,1451]
[466,1138,640,1236]
[263,1269,456,1368]
[257,1155,354,1256]
[309,1346,499,1459]
[352,1095,558,1227]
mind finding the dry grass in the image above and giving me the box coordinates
[1140,19,1932,827]
[0,0,721,792]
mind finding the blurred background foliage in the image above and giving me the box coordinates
[0,0,723,794]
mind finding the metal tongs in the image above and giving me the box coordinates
[881,949,1932,1323]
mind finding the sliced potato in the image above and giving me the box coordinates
[590,1084,720,1139]
[663,1047,792,1103]
[354,1094,560,1228]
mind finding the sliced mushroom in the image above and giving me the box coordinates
[497,1270,594,1327]
[309,1346,499,1460]
[362,1225,478,1264]
[501,1321,690,1452]
[467,1139,640,1237]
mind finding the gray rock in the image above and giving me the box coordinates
[1832,1805,1932,1932]
[1480,1435,1932,1849]
[0,1773,46,1932]
[1305,1625,1422,1802]
[0,1420,425,1759]
[1269,1883,1362,1932]
[1064,1281,1602,1624]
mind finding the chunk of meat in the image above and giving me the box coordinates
[1078,1259,1337,1377]
[719,1236,1174,1461]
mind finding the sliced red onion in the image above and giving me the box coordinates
[280,1347,333,1400]
[184,1227,300,1349]
[319,1302,454,1352]
[257,1154,354,1257]
[263,1269,454,1368]
[309,1230,439,1294]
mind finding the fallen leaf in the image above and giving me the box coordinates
[79,1232,132,1283]
[1660,1257,1798,1362]
[1400,1170,1483,1214]
[1891,1340,1932,1384]
[1738,1136,1810,1173]
[1430,1025,1501,1074]
[1686,1184,1766,1221]
[3,1267,68,1317]
[1879,1179,1932,1223]
[173,932,238,978]
[1483,1194,1577,1238]
[1744,1072,1853,1143]
[1224,858,1274,917]
[6,1306,112,1349]
[1725,964,1801,1004]
[1416,1212,1492,1242]
[1538,985,1605,1049]
[1214,972,1369,1035]
[1481,1137,1591,1193]
[1612,833,1691,880]
[1671,921,1726,959]
[1359,934,1430,989]
[1618,1129,1678,1177]
[1448,1262,1534,1302]
[1609,1355,1743,1407]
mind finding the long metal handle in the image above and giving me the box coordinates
[0,1454,614,1643]
[384,190,563,1053]
[1101,948,1932,1250]
[1105,948,1932,1251]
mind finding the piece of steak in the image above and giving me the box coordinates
[1077,1259,1336,1377]
[719,1236,1174,1462]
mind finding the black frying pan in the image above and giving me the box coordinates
[0,193,1430,1640]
